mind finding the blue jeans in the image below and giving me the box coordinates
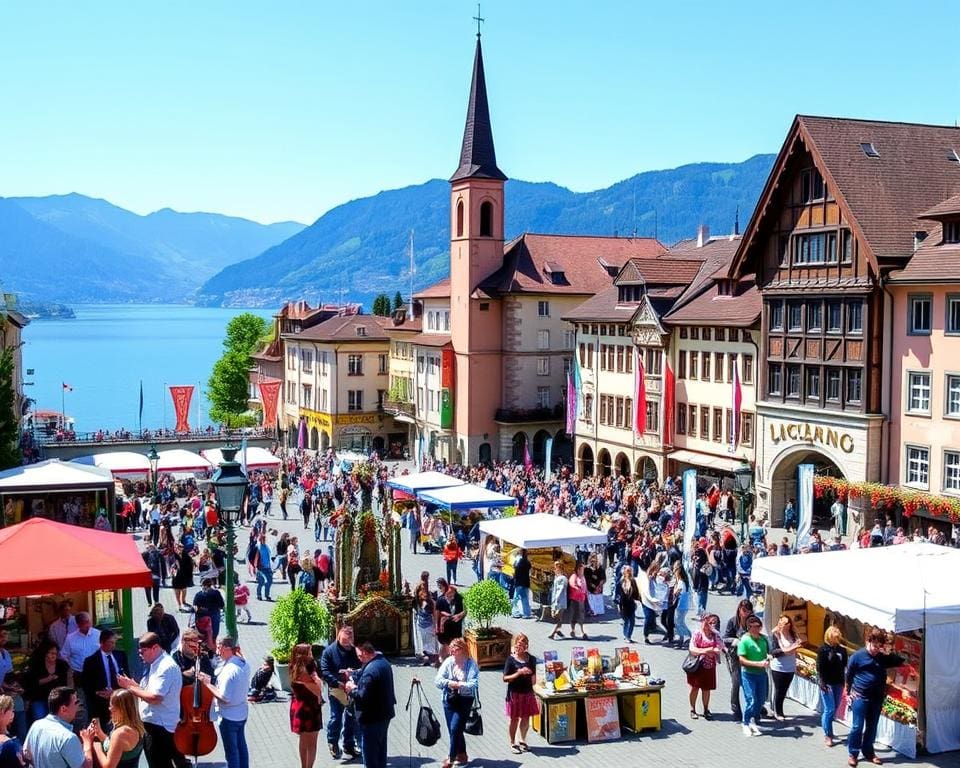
[641,605,658,638]
[512,587,531,618]
[256,568,273,599]
[847,694,883,759]
[740,671,769,726]
[443,696,472,761]
[820,683,844,738]
[738,576,753,600]
[621,612,636,641]
[445,560,458,584]
[696,588,708,614]
[674,606,692,641]
[219,718,249,768]
[327,694,357,751]
[359,719,389,768]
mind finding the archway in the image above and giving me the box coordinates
[512,431,528,463]
[597,448,612,477]
[372,436,385,456]
[309,426,319,451]
[533,429,551,466]
[578,444,594,477]
[553,430,573,468]
[320,430,330,451]
[615,452,630,478]
[636,456,658,485]
[478,443,492,465]
[770,448,844,528]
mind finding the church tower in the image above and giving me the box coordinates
[449,35,506,464]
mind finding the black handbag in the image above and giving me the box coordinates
[405,680,441,747]
[681,653,703,674]
[464,688,483,736]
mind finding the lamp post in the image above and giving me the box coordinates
[733,461,753,544]
[146,444,159,499]
[211,446,248,640]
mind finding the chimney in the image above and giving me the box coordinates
[697,224,710,248]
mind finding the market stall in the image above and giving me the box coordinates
[385,470,464,496]
[72,451,152,477]
[0,517,152,664]
[416,483,516,512]
[202,446,281,470]
[0,459,116,528]
[156,448,212,473]
[752,542,960,757]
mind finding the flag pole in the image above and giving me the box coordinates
[61,385,66,430]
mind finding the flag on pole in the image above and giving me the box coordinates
[573,352,583,417]
[796,463,815,551]
[682,468,697,555]
[544,436,554,480]
[662,361,675,445]
[138,380,144,423]
[730,355,742,452]
[633,348,647,434]
[565,370,576,435]
[62,382,73,392]
[523,440,533,472]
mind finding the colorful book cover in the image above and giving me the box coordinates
[585,695,621,742]
[571,646,587,670]
[543,650,561,687]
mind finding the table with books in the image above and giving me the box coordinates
[533,645,665,743]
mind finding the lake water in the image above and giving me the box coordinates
[22,304,274,433]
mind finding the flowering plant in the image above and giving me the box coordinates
[813,476,960,522]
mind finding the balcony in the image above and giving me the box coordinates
[494,404,565,424]
[382,399,415,418]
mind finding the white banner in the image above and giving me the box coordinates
[796,463,814,550]
[683,468,697,555]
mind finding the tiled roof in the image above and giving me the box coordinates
[285,314,391,342]
[799,116,960,260]
[920,193,960,220]
[616,258,704,285]
[406,332,453,348]
[889,228,960,282]
[414,278,451,299]
[562,286,637,322]
[668,236,742,312]
[665,280,761,326]
[479,233,666,296]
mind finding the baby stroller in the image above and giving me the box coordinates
[234,583,251,624]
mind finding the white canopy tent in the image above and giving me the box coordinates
[0,459,114,492]
[72,451,151,477]
[202,447,281,470]
[478,513,608,549]
[386,471,464,495]
[753,543,960,755]
[417,484,516,512]
[156,449,212,473]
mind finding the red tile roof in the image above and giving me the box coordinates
[920,193,960,220]
[665,280,761,326]
[479,233,666,295]
[414,278,451,299]
[285,314,391,342]
[562,286,638,322]
[616,258,704,285]
[405,332,452,347]
[889,227,960,282]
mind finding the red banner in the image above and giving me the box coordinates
[259,379,281,428]
[169,385,194,433]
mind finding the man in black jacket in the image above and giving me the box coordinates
[511,549,533,619]
[320,626,360,760]
[80,629,128,725]
[345,641,395,768]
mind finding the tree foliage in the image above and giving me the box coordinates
[0,347,21,470]
[224,313,269,356]
[208,313,269,424]
[371,293,391,317]
[392,291,404,311]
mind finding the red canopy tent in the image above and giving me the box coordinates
[0,517,151,597]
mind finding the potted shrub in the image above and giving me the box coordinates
[268,589,334,691]
[462,578,513,668]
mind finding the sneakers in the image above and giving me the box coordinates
[749,721,762,736]
[329,744,342,760]
[343,747,359,760]
[742,724,753,737]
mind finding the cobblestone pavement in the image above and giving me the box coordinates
[131,500,960,768]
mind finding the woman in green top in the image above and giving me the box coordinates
[736,615,770,737]
[80,689,146,768]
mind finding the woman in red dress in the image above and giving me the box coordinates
[289,643,324,768]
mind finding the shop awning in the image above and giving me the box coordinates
[72,451,152,477]
[752,542,960,632]
[202,447,281,470]
[669,449,745,474]
[417,484,516,511]
[478,513,608,549]
[0,517,152,597]
[156,449,212,473]
[0,459,114,494]
[386,471,464,495]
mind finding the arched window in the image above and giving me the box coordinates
[480,201,493,237]
[456,200,464,238]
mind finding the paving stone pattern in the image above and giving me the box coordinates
[132,500,960,768]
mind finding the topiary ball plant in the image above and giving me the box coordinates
[463,578,512,637]
[268,589,334,663]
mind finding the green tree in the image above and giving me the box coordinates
[207,351,251,425]
[0,347,21,470]
[224,313,269,356]
[371,293,391,317]
[392,291,404,311]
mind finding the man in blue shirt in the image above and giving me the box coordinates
[254,533,274,601]
[845,629,904,766]
[24,686,88,768]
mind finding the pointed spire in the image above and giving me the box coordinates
[450,37,507,182]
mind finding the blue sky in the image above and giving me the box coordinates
[1,1,957,225]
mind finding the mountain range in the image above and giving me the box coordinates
[1,153,775,307]
[0,193,304,303]
[198,153,775,307]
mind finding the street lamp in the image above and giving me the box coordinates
[211,446,248,639]
[733,461,753,544]
[146,444,160,499]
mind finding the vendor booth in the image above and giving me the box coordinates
[156,449,212,473]
[72,451,151,477]
[416,483,516,513]
[753,543,960,757]
[0,517,152,666]
[386,471,464,497]
[0,459,116,528]
[202,446,281,470]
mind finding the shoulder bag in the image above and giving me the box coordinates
[681,652,702,674]
[404,679,441,747]
[464,685,483,736]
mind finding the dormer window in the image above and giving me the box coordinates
[717,279,732,296]
[945,221,960,244]
[543,262,567,285]
[356,326,367,337]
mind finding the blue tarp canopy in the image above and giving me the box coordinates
[416,483,516,511]
[386,471,464,495]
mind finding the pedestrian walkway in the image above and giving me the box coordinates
[132,503,960,768]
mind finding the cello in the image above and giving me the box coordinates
[173,655,217,762]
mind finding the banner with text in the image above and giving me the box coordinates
[682,468,697,555]
[796,463,815,551]
[258,379,281,429]
[169,385,194,433]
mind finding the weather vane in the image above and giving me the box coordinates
[473,3,484,38]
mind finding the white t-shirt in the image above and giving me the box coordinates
[140,652,183,732]
[215,656,251,722]
[60,628,101,673]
